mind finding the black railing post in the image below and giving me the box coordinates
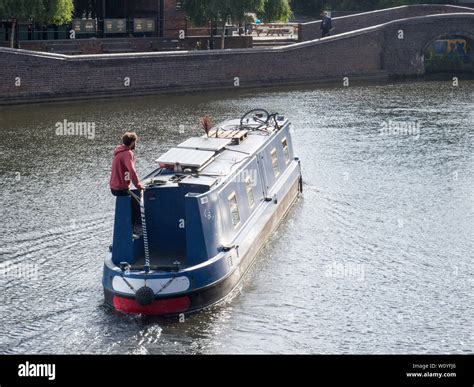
[159,0,165,37]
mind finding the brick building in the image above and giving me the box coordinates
[73,0,186,36]
[0,0,186,43]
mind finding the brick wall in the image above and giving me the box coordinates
[0,13,473,105]
[17,36,252,54]
[299,4,474,41]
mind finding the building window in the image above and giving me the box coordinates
[245,176,255,209]
[271,148,280,177]
[281,138,290,164]
[228,193,240,227]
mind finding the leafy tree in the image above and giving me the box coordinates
[0,0,74,48]
[290,0,323,16]
[182,0,275,49]
[258,0,293,23]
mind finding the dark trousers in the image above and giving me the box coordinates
[111,188,141,228]
[111,188,130,197]
[322,29,330,37]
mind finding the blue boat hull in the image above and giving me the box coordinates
[103,162,302,316]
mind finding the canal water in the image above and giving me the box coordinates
[0,79,472,354]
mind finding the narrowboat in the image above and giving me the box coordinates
[102,109,303,316]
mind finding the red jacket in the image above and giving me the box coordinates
[109,145,143,190]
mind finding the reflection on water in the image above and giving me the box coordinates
[0,79,472,354]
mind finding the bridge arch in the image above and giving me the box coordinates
[382,14,474,76]
[421,30,474,74]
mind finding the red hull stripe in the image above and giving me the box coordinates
[113,295,191,315]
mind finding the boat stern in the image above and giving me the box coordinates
[102,260,193,316]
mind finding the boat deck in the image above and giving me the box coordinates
[130,253,186,271]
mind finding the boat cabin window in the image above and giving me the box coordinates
[245,176,255,209]
[228,192,241,227]
[271,148,280,177]
[281,138,290,164]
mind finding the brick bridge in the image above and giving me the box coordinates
[0,5,473,104]
[298,4,474,41]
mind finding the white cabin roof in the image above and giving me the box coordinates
[148,116,289,189]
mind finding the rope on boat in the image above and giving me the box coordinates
[155,276,176,296]
[130,189,151,275]
[139,190,151,274]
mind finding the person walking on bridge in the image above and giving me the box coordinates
[320,11,332,38]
